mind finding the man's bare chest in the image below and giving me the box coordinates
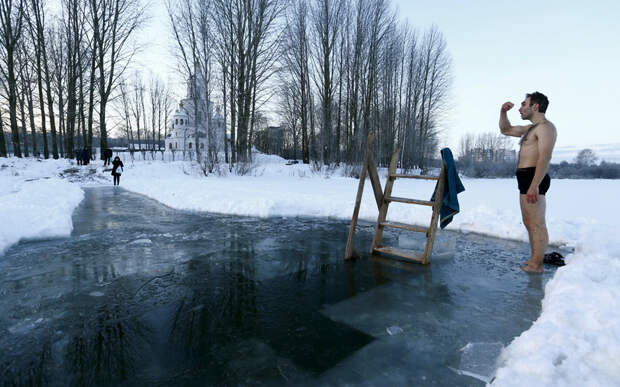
[521,135,538,149]
[519,130,539,162]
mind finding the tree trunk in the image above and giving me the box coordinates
[8,49,22,157]
[87,49,96,150]
[26,79,37,156]
[0,114,7,157]
[35,43,49,158]
[42,46,58,159]
[19,88,29,157]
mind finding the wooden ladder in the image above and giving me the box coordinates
[345,134,446,264]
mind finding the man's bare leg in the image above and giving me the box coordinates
[520,195,535,266]
[520,195,547,273]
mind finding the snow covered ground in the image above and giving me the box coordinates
[0,158,83,255]
[1,154,619,386]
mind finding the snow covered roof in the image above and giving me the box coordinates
[173,107,189,118]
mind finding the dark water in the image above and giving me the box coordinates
[0,188,559,386]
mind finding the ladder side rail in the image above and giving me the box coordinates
[344,133,374,260]
[422,161,447,264]
[367,151,384,210]
[370,148,400,253]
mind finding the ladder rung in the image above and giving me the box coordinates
[390,174,439,181]
[373,246,424,263]
[385,196,434,206]
[380,221,429,234]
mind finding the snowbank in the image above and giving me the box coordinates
[1,154,619,385]
[0,158,84,255]
[492,251,620,386]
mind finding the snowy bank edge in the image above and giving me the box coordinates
[0,178,84,255]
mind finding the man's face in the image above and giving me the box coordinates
[519,97,537,120]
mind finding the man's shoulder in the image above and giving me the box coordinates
[540,119,556,130]
[535,120,557,135]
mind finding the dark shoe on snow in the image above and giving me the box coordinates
[543,252,565,266]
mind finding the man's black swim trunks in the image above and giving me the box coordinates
[516,167,551,195]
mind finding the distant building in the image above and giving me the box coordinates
[165,71,225,153]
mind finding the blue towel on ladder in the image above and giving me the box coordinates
[431,148,465,229]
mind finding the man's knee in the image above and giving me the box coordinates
[522,217,532,231]
[521,209,533,229]
[532,220,547,234]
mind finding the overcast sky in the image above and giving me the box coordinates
[138,0,620,156]
[393,0,620,153]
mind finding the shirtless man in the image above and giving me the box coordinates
[499,92,557,273]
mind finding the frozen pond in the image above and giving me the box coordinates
[0,187,560,385]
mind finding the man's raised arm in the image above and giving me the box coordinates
[499,101,528,137]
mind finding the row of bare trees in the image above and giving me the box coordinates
[162,0,450,171]
[0,0,146,159]
[115,74,175,154]
[2,0,451,172]
[277,0,451,170]
[458,132,513,162]
[165,0,284,171]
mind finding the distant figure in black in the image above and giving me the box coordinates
[82,146,90,165]
[76,148,83,165]
[103,149,113,166]
[111,156,124,186]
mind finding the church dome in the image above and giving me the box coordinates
[173,104,190,127]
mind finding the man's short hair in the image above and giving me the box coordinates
[526,91,549,113]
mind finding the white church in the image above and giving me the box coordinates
[165,72,225,153]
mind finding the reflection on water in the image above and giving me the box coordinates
[0,188,559,386]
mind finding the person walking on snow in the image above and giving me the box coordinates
[499,91,557,273]
[103,148,113,166]
[82,146,90,165]
[111,156,124,186]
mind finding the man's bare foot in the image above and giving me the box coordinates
[521,265,543,274]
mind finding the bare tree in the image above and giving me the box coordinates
[76,35,89,149]
[399,25,421,169]
[24,0,47,158]
[273,1,452,169]
[146,76,160,151]
[213,0,284,165]
[0,105,6,156]
[89,0,145,158]
[279,0,311,163]
[167,0,209,165]
[161,85,174,149]
[60,0,86,159]
[48,22,67,157]
[376,23,402,164]
[212,0,236,166]
[27,0,60,158]
[310,0,342,165]
[277,82,300,159]
[414,25,451,170]
[131,73,144,151]
[458,131,512,164]
[575,148,598,166]
[116,78,134,146]
[0,0,26,157]
[18,41,38,156]
[16,42,31,156]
